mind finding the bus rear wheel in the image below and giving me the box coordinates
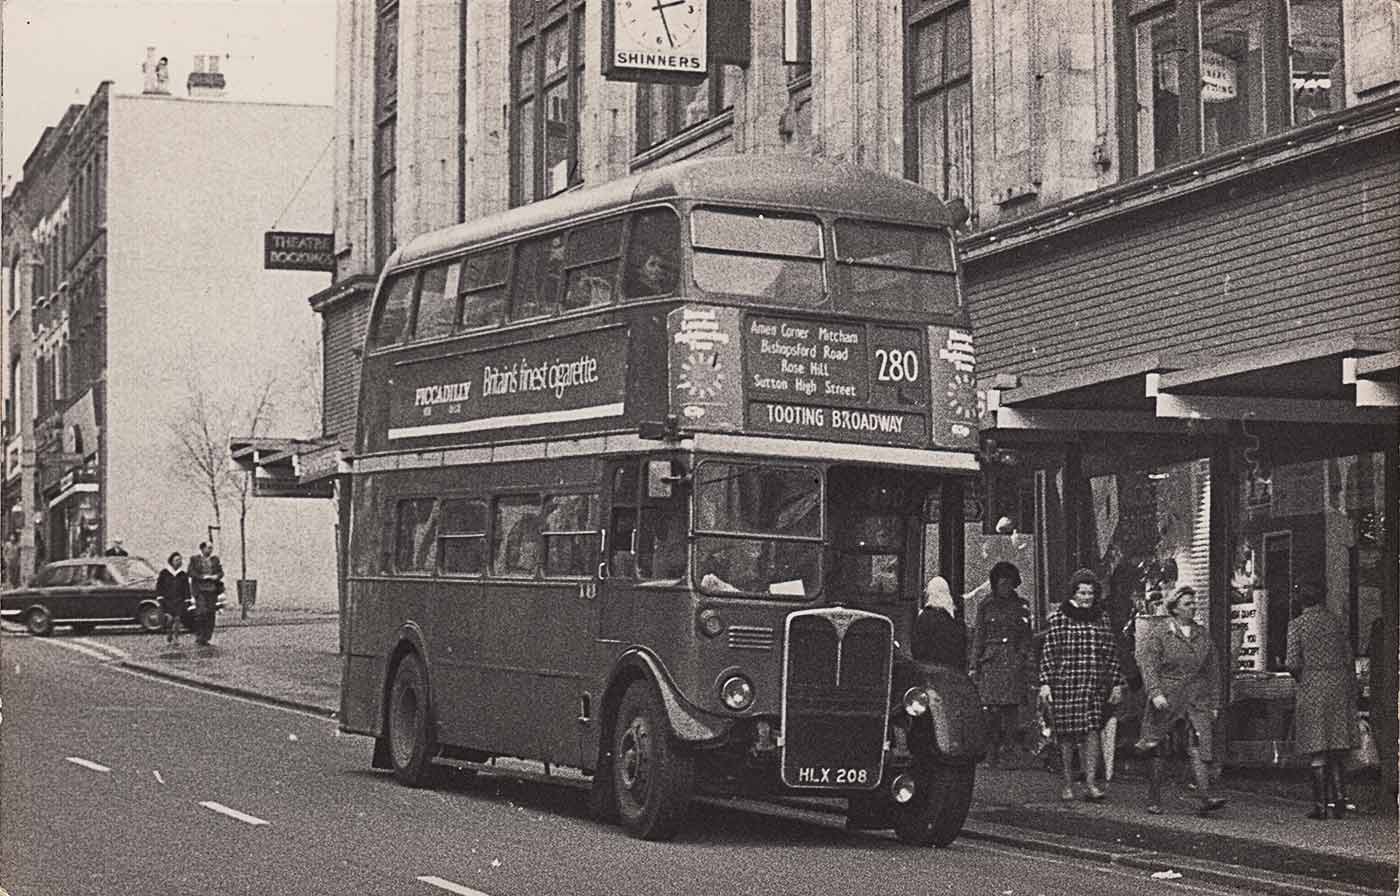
[612,681,694,841]
[387,652,435,786]
[894,762,975,847]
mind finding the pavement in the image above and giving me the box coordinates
[45,615,1400,895]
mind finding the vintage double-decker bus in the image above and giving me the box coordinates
[339,156,985,844]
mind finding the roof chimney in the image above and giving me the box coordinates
[141,46,171,95]
[187,53,227,98]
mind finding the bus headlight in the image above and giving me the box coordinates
[891,773,917,803]
[902,687,931,717]
[720,675,755,711]
[698,608,725,638]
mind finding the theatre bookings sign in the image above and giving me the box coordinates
[387,330,627,441]
[264,231,335,272]
[603,0,708,81]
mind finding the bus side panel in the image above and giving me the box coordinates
[427,578,484,748]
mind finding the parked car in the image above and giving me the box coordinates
[0,556,163,636]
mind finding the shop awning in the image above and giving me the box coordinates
[985,335,1398,435]
[228,436,339,498]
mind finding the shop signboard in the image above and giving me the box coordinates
[264,231,335,272]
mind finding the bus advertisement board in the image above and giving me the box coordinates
[386,328,628,441]
[668,304,978,450]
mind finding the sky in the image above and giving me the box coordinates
[2,0,336,185]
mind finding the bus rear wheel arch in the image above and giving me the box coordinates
[386,651,436,786]
[612,679,695,841]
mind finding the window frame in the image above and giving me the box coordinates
[437,497,488,577]
[511,0,586,206]
[634,67,740,153]
[374,0,400,266]
[903,0,973,201]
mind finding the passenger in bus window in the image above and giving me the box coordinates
[624,249,678,298]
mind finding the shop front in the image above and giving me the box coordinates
[42,466,102,560]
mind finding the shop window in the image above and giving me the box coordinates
[438,498,487,575]
[542,493,598,577]
[458,247,510,329]
[512,0,585,205]
[904,0,972,202]
[635,66,740,152]
[394,498,438,574]
[1233,451,1384,672]
[1118,1,1343,176]
[493,494,542,577]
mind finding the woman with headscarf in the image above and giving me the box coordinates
[1038,568,1124,801]
[913,576,967,669]
[1287,580,1359,819]
[972,561,1032,765]
[1137,586,1227,815]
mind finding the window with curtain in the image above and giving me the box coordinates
[1118,1,1344,175]
[905,1,972,202]
[635,67,740,152]
[374,1,399,266]
[512,0,585,205]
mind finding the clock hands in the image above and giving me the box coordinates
[651,0,687,48]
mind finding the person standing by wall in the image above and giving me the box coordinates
[1039,568,1124,801]
[971,561,1032,765]
[186,541,225,646]
[156,551,191,646]
[2,531,20,588]
[1137,586,1227,815]
[1287,581,1359,819]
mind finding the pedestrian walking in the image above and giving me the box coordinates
[186,541,224,646]
[1038,568,1124,801]
[156,551,191,645]
[1136,586,1227,815]
[2,531,20,589]
[971,561,1031,765]
[912,576,968,669]
[1286,580,1359,819]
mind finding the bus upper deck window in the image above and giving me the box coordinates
[414,262,458,340]
[459,247,509,329]
[833,220,958,314]
[622,209,682,299]
[368,273,416,350]
[690,209,824,305]
[563,218,623,310]
[513,234,567,319]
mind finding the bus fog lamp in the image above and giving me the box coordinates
[902,687,930,717]
[698,608,725,638]
[891,773,917,803]
[720,675,755,711]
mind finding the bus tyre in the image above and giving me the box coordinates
[612,681,694,841]
[387,653,435,786]
[894,762,975,847]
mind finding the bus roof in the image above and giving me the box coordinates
[390,156,955,270]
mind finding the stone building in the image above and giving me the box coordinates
[306,1,1397,775]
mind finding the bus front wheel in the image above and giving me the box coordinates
[387,652,435,786]
[894,762,975,847]
[612,681,694,841]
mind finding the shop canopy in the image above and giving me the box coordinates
[228,436,339,498]
[983,335,1397,436]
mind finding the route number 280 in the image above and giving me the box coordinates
[875,348,920,383]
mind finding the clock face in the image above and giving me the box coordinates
[678,351,724,401]
[620,0,703,51]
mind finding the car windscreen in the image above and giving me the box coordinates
[108,557,158,585]
[690,209,825,305]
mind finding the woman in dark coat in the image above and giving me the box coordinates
[1287,581,1359,819]
[913,576,967,669]
[1137,586,1226,814]
[156,551,190,645]
[972,561,1031,764]
[1039,568,1123,801]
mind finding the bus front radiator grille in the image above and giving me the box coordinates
[727,625,775,651]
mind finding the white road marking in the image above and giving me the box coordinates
[73,638,129,661]
[199,801,270,826]
[417,876,493,896]
[47,640,114,663]
[65,756,111,773]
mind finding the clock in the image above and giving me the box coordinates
[621,0,703,51]
[678,351,724,401]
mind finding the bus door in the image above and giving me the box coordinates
[826,467,933,649]
[598,458,689,643]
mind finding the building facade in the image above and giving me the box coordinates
[310,1,1398,774]
[2,77,339,611]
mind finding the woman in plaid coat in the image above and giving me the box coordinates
[1287,581,1358,819]
[1039,568,1124,801]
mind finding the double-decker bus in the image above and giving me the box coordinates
[339,156,986,844]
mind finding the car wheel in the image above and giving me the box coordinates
[137,603,164,633]
[25,605,54,637]
[387,652,436,786]
[611,680,694,841]
[70,622,95,636]
[894,762,975,847]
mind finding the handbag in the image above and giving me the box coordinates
[1348,717,1380,771]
